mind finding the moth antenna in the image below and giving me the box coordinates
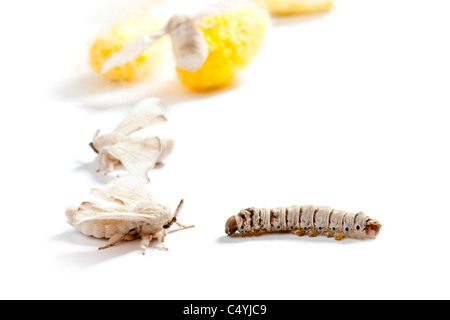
[89,142,99,154]
[173,199,184,218]
[163,199,185,229]
[93,129,100,139]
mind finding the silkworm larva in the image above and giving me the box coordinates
[225,205,381,240]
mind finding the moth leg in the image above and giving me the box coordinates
[156,232,169,251]
[99,233,125,250]
[97,154,107,172]
[168,224,195,235]
[175,221,195,230]
[98,153,113,173]
[105,159,120,174]
[140,235,153,256]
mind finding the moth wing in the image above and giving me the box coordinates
[91,174,155,205]
[73,202,157,225]
[71,201,114,222]
[77,213,157,224]
[101,29,167,74]
[103,137,162,183]
[114,98,167,136]
[156,138,174,164]
[65,205,79,226]
[195,0,251,20]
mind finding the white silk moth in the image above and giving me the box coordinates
[225,205,382,241]
[66,175,194,255]
[101,0,252,73]
[90,97,174,183]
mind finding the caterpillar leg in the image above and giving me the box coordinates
[99,233,125,250]
[295,230,306,237]
[334,233,345,241]
[308,231,318,238]
[140,235,153,255]
[240,231,254,237]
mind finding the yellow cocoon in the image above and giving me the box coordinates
[177,1,269,92]
[263,0,333,15]
[90,16,166,81]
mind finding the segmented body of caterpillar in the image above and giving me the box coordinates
[225,205,382,241]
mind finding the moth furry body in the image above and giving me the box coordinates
[90,97,174,183]
[225,205,381,241]
[101,0,252,73]
[66,175,194,255]
[166,14,209,72]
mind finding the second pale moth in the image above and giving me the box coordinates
[66,175,194,255]
[90,97,174,183]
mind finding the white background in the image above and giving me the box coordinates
[1,0,449,300]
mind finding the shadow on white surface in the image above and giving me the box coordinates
[72,159,113,185]
[55,74,159,111]
[53,230,102,247]
[56,73,128,98]
[52,230,165,269]
[149,78,242,109]
[54,70,243,111]
[270,12,331,27]
[216,233,361,245]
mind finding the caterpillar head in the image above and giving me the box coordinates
[225,216,238,236]
[365,219,382,238]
